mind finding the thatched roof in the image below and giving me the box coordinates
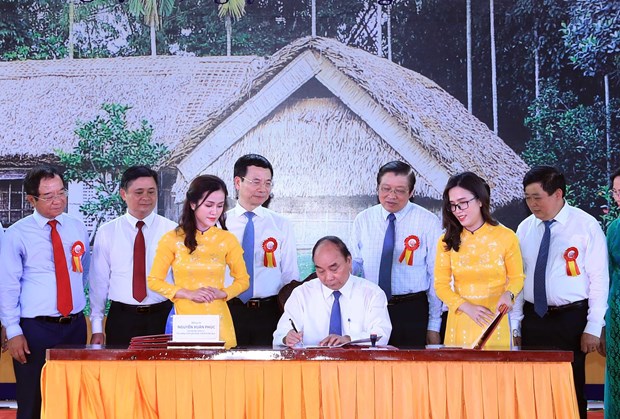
[0,55,263,163]
[0,36,528,205]
[170,37,528,205]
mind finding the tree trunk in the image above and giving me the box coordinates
[387,5,392,61]
[466,0,472,112]
[311,0,316,38]
[226,15,232,56]
[376,3,383,58]
[150,21,156,56]
[68,0,74,59]
[605,74,611,183]
[490,0,498,134]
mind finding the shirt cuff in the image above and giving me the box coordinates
[6,324,23,340]
[90,317,104,334]
[584,321,604,338]
[427,318,441,332]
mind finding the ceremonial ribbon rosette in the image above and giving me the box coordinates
[262,237,278,267]
[71,241,85,273]
[398,235,420,265]
[563,247,581,276]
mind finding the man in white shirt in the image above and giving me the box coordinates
[225,154,300,346]
[274,236,391,347]
[90,166,176,346]
[511,165,609,419]
[351,161,442,347]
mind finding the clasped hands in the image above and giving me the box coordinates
[284,329,351,348]
[176,287,227,303]
[457,291,514,328]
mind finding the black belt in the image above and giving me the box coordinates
[526,299,588,314]
[111,300,172,314]
[229,296,277,309]
[388,291,426,305]
[34,312,84,324]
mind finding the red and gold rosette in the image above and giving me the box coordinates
[262,237,278,268]
[71,241,85,273]
[563,247,581,276]
[398,235,420,266]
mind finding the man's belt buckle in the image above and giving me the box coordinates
[247,300,260,309]
[136,306,151,314]
[58,316,73,324]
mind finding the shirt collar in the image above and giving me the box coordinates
[33,209,66,228]
[534,200,569,227]
[320,274,353,300]
[233,202,265,218]
[125,210,156,228]
[380,201,412,221]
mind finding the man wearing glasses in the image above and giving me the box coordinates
[0,165,89,419]
[225,154,300,346]
[351,161,443,347]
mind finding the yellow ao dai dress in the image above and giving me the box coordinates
[434,223,524,349]
[148,227,249,348]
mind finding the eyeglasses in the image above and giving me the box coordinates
[241,177,273,188]
[34,189,69,202]
[378,185,409,197]
[448,197,477,212]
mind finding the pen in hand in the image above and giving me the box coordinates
[289,318,304,346]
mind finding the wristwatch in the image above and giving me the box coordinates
[508,291,515,302]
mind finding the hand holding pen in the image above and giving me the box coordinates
[285,318,304,348]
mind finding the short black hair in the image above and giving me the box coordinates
[611,167,620,186]
[24,165,66,196]
[312,236,352,261]
[233,154,273,179]
[523,165,566,197]
[376,161,416,193]
[121,165,159,190]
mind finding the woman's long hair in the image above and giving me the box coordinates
[178,175,229,254]
[441,172,497,252]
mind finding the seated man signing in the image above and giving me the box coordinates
[273,236,392,347]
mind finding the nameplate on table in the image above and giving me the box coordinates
[172,315,220,343]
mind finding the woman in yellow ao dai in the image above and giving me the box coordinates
[434,172,524,349]
[148,175,249,349]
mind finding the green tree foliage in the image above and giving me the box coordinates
[56,103,168,238]
[522,82,619,214]
[561,0,620,78]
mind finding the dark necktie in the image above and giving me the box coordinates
[133,220,147,302]
[378,213,396,300]
[48,220,73,317]
[534,219,555,317]
[329,290,342,335]
[238,212,255,303]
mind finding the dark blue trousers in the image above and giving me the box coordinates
[13,314,86,419]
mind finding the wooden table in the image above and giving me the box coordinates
[42,347,579,419]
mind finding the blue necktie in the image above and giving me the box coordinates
[534,219,555,317]
[378,213,396,300]
[329,291,342,335]
[238,212,255,303]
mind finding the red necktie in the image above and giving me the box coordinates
[48,220,73,317]
[133,221,147,302]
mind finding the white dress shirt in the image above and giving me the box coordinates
[89,211,177,334]
[224,203,299,298]
[273,274,392,347]
[350,201,443,331]
[0,211,89,339]
[511,202,609,337]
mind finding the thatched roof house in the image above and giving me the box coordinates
[0,36,528,241]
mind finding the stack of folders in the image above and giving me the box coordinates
[128,334,172,349]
